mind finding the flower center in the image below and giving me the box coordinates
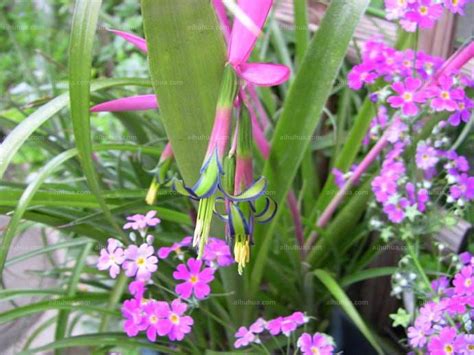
[402,92,413,102]
[149,315,158,324]
[452,0,459,5]
[398,0,406,5]
[419,6,428,15]
[459,102,465,110]
[441,91,450,99]
[311,347,320,355]
[444,344,454,354]
[465,278,472,287]
[170,313,180,325]
[136,257,146,266]
[190,275,199,284]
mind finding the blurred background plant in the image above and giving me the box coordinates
[0,0,473,354]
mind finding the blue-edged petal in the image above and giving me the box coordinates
[252,196,277,223]
[220,176,267,202]
[228,203,250,236]
[172,179,199,200]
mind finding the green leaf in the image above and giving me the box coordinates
[0,295,114,324]
[69,0,122,235]
[141,0,227,184]
[20,333,177,354]
[0,149,78,278]
[251,0,370,295]
[340,267,398,287]
[55,241,94,345]
[0,78,150,180]
[314,269,383,354]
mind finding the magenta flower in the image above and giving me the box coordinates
[427,326,458,355]
[387,77,426,116]
[416,143,439,171]
[202,237,234,268]
[266,316,284,335]
[332,168,346,189]
[157,236,192,259]
[121,297,146,337]
[405,0,443,30]
[151,299,194,341]
[123,243,158,281]
[123,211,161,231]
[407,320,431,348]
[142,300,170,342]
[372,175,398,203]
[383,198,409,224]
[348,63,378,90]
[453,266,474,296]
[297,332,335,355]
[97,238,125,278]
[427,75,465,112]
[173,258,215,300]
[444,0,468,15]
[384,0,409,20]
[448,97,473,126]
[265,312,307,336]
[449,174,474,201]
[227,0,290,86]
[234,319,265,348]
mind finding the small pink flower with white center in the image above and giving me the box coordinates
[202,237,234,268]
[97,238,125,278]
[149,299,194,341]
[123,211,161,231]
[173,258,215,300]
[297,332,335,355]
[453,265,474,296]
[387,77,426,116]
[123,243,158,281]
[234,318,266,348]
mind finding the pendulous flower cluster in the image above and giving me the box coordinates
[384,0,473,32]
[96,213,235,343]
[345,39,473,225]
[407,252,474,354]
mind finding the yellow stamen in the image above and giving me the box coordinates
[170,313,180,325]
[136,257,146,266]
[145,178,160,205]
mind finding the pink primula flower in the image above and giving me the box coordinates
[123,244,158,281]
[297,332,335,355]
[97,238,125,278]
[387,77,426,116]
[123,211,161,231]
[173,258,215,300]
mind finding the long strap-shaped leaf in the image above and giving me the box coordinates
[250,0,370,295]
[314,269,383,354]
[69,0,121,234]
[141,0,227,184]
[0,78,150,180]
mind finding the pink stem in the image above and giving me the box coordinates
[247,85,271,131]
[206,107,233,160]
[160,142,174,161]
[212,0,231,43]
[433,41,474,81]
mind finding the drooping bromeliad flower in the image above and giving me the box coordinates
[173,0,289,260]
[215,106,277,274]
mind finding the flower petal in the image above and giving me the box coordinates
[238,63,290,86]
[91,95,158,112]
[228,0,273,65]
[110,29,148,53]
